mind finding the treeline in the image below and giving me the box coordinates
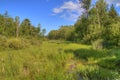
[48,25,74,41]
[0,12,46,50]
[0,11,46,38]
[48,0,120,48]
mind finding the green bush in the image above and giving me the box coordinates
[77,65,119,80]
[28,38,42,46]
[0,35,8,50]
[92,39,104,50]
[7,38,27,49]
[0,36,42,50]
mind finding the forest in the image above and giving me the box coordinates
[0,0,120,80]
[48,0,120,48]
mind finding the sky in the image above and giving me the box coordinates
[0,0,120,34]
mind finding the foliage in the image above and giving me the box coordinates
[0,0,120,79]
[47,0,120,48]
[48,25,75,41]
[0,41,120,80]
[7,38,28,49]
[0,12,44,50]
[0,37,42,50]
[0,12,43,38]
[0,35,8,50]
[92,39,104,50]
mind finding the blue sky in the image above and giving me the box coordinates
[0,0,120,34]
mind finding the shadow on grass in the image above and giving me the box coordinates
[64,48,120,79]
[64,48,120,70]
[65,49,109,60]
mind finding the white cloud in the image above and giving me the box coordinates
[53,0,83,21]
[116,3,120,7]
[53,8,63,13]
[52,0,120,21]
[60,13,80,21]
[105,0,120,7]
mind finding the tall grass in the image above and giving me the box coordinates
[0,40,120,80]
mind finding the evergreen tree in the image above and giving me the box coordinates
[79,0,91,18]
[109,4,118,19]
[41,28,46,37]
[37,23,41,36]
[95,0,108,27]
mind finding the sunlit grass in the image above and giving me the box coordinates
[0,40,120,80]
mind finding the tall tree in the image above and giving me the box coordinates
[95,0,108,27]
[20,19,31,36]
[15,16,20,38]
[0,15,5,35]
[4,11,9,18]
[109,4,118,19]
[42,28,46,37]
[79,0,91,18]
[4,17,15,37]
[74,17,89,43]
[37,23,41,36]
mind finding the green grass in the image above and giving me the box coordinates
[0,40,120,80]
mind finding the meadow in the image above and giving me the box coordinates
[0,40,120,80]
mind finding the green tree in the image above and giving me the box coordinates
[95,0,108,27]
[109,4,118,19]
[109,22,120,46]
[20,19,31,37]
[37,23,41,36]
[4,11,9,18]
[41,28,46,37]
[74,16,89,43]
[48,25,74,41]
[0,15,5,35]
[79,0,91,18]
[15,16,20,38]
[4,17,16,37]
[48,30,58,40]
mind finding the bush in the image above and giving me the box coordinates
[0,36,29,50]
[76,65,119,80]
[7,38,27,49]
[0,35,8,50]
[23,36,42,46]
[0,36,42,50]
[92,39,104,50]
[28,38,42,46]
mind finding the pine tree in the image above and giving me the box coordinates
[79,0,91,18]
[109,4,118,19]
[42,29,46,37]
[95,0,108,27]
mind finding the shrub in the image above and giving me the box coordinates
[0,36,42,50]
[0,35,8,50]
[92,39,104,50]
[7,38,27,49]
[28,38,42,46]
[76,65,119,80]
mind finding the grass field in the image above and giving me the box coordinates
[0,40,120,80]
